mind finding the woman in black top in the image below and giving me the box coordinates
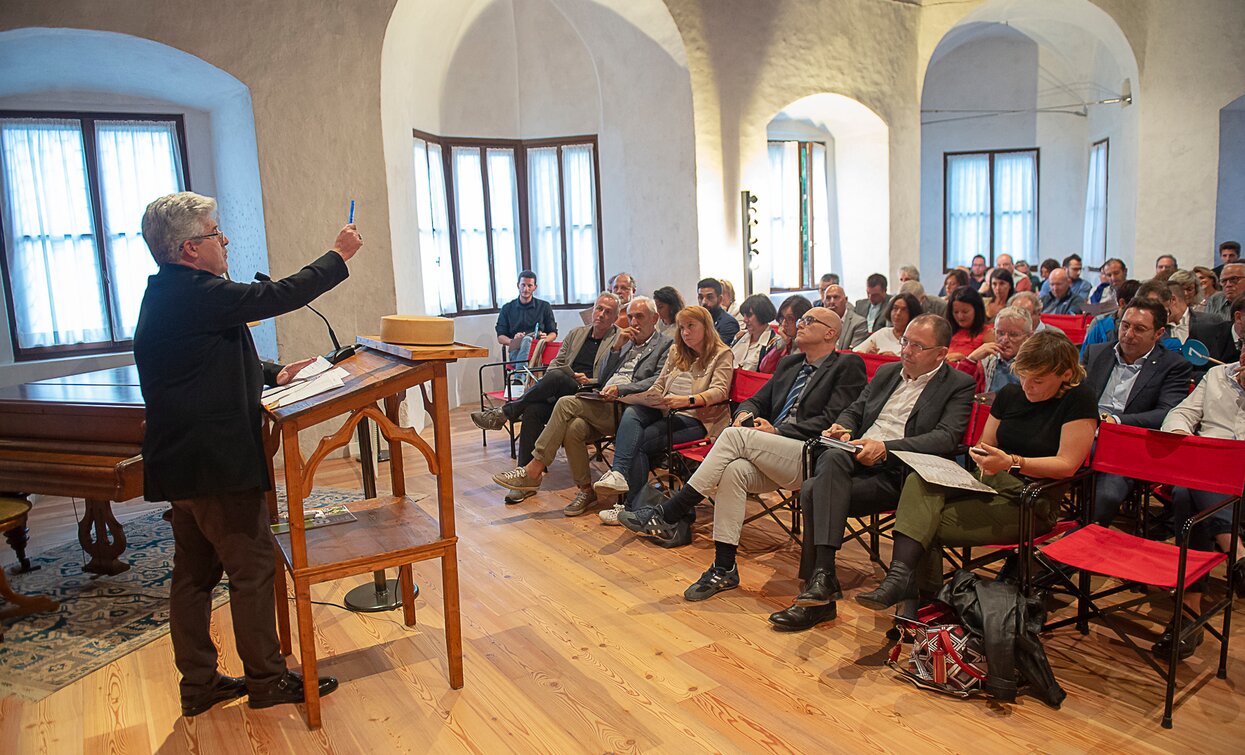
[856,331,1098,610]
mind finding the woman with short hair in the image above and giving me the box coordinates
[855,292,923,356]
[945,286,995,362]
[652,286,684,337]
[856,331,1097,611]
[730,294,777,370]
[757,294,812,373]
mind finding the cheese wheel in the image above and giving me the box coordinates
[380,315,455,346]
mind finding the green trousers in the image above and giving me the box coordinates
[893,471,1057,591]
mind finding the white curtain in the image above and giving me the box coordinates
[413,139,454,315]
[810,142,829,284]
[1082,141,1108,267]
[0,118,108,349]
[945,153,991,269]
[768,141,801,289]
[96,120,183,339]
[526,146,564,304]
[993,150,1038,263]
[487,148,520,306]
[452,147,491,310]
[561,144,599,305]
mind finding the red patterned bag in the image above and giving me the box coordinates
[887,601,988,697]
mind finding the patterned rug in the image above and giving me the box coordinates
[0,487,361,701]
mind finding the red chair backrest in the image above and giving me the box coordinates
[1090,423,1245,496]
[853,351,901,380]
[538,341,562,366]
[962,397,993,447]
[1040,314,1091,345]
[729,368,771,403]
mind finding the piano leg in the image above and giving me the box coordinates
[3,494,36,573]
[78,498,129,575]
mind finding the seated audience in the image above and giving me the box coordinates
[822,284,868,350]
[720,278,742,327]
[945,287,994,362]
[490,297,673,513]
[855,331,1097,612]
[1080,279,1141,355]
[1155,253,1179,279]
[495,270,558,366]
[818,272,840,300]
[984,267,1015,320]
[730,294,777,371]
[1214,240,1240,277]
[591,305,733,508]
[898,279,945,319]
[1191,293,1245,364]
[1039,254,1092,301]
[1082,300,1192,528]
[1038,258,1060,288]
[1192,265,1220,312]
[653,285,684,337]
[620,309,867,588]
[897,265,920,285]
[957,306,1032,393]
[1168,270,1202,313]
[1164,278,1217,344]
[856,292,922,356]
[1041,268,1086,315]
[609,272,636,328]
[1089,258,1128,306]
[1156,344,1245,658]
[942,268,969,299]
[473,292,620,503]
[758,295,813,373]
[1010,290,1062,337]
[769,315,974,630]
[1014,259,1040,291]
[1202,262,1243,321]
[969,254,988,289]
[697,277,741,343]
[854,273,893,333]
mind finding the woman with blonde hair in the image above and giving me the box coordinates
[594,306,734,507]
[856,331,1098,610]
[1191,266,1220,311]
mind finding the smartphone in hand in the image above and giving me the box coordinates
[819,436,860,454]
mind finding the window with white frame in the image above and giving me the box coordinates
[766,140,828,291]
[0,113,187,359]
[412,130,603,314]
[944,149,1038,270]
[1082,139,1108,268]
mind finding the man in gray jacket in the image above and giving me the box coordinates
[823,284,869,350]
[491,296,671,515]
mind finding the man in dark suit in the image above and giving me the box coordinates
[854,273,892,333]
[489,296,672,515]
[1082,300,1193,527]
[133,192,357,716]
[768,314,975,630]
[1190,293,1245,366]
[697,277,741,343]
[619,307,868,600]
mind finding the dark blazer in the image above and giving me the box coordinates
[597,331,673,396]
[1190,317,1239,365]
[1081,342,1193,429]
[736,350,867,441]
[854,296,893,333]
[134,252,349,501]
[836,362,976,456]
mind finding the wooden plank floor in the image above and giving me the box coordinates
[2,407,1242,753]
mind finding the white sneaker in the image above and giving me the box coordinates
[599,503,625,525]
[593,470,631,495]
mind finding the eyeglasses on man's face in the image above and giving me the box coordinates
[186,229,226,244]
[796,315,835,329]
[899,336,939,352]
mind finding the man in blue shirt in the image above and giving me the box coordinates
[1039,253,1093,301]
[495,270,558,366]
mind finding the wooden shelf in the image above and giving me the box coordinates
[274,495,450,582]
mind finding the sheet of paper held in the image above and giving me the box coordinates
[261,366,349,408]
[891,450,998,494]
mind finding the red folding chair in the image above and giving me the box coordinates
[1039,313,1092,345]
[478,339,562,458]
[1036,424,1245,728]
[838,350,900,381]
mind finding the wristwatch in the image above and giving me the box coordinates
[1009,454,1023,472]
[687,395,696,406]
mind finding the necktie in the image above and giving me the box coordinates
[774,363,814,426]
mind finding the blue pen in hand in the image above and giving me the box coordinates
[348,199,355,224]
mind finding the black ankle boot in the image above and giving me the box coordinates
[855,561,918,611]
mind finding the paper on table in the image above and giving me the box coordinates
[263,370,345,409]
[296,355,334,379]
[892,450,998,494]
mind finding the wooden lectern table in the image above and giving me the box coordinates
[264,341,487,728]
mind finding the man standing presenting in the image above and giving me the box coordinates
[134,192,359,716]
[496,270,557,366]
[823,284,868,350]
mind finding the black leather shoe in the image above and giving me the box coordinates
[855,562,918,611]
[1231,559,1245,599]
[248,670,339,709]
[768,602,837,631]
[1152,625,1205,662]
[181,674,247,717]
[794,568,842,606]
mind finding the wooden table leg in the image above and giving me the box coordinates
[295,579,321,728]
[442,547,464,689]
[398,564,417,627]
[78,498,129,575]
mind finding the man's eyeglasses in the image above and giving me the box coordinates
[1221,275,1244,286]
[797,315,835,329]
[899,336,940,352]
[186,230,225,244]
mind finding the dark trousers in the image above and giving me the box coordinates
[798,448,905,580]
[514,369,580,465]
[170,490,285,697]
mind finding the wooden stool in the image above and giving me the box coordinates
[0,495,59,641]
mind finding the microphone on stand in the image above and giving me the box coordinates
[254,272,358,364]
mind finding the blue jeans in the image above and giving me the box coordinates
[506,334,535,371]
[610,405,705,509]
[1092,472,1136,526]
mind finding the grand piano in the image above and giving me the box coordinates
[0,365,145,575]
